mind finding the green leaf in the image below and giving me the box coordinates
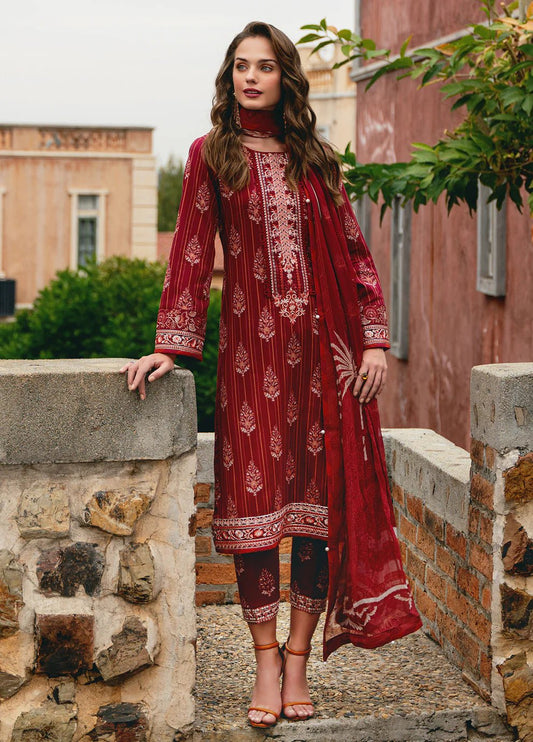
[320,18,328,31]
[522,94,533,114]
[298,33,323,44]
[309,39,334,56]
[300,24,322,31]
[360,38,377,50]
[337,29,353,41]
[400,35,412,57]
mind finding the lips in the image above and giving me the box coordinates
[243,88,261,97]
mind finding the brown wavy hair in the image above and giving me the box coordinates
[203,21,342,203]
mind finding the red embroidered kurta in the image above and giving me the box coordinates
[155,136,390,554]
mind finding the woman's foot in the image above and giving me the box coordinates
[248,642,283,728]
[281,641,314,721]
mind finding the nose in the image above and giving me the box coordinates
[245,67,257,83]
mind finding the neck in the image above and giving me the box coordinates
[237,104,284,138]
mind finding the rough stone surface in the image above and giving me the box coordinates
[0,549,23,638]
[470,363,533,452]
[500,584,533,639]
[383,428,470,532]
[0,632,33,700]
[497,652,533,741]
[52,678,76,704]
[82,489,153,535]
[0,359,197,464]
[94,616,156,684]
[15,482,69,539]
[89,702,148,741]
[11,701,77,742]
[37,542,104,596]
[502,513,533,576]
[36,614,94,676]
[117,542,156,603]
[504,452,533,504]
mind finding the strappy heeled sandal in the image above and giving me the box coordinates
[280,640,314,721]
[247,640,283,729]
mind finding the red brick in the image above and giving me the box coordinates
[470,438,484,467]
[194,482,211,504]
[416,528,436,560]
[391,484,405,506]
[437,545,456,578]
[196,508,214,528]
[279,537,292,555]
[196,562,236,585]
[468,506,481,536]
[195,536,212,555]
[196,590,226,606]
[470,473,494,509]
[406,493,424,524]
[423,508,445,542]
[393,506,401,527]
[406,548,426,582]
[485,446,496,470]
[480,650,492,682]
[446,525,467,559]
[450,624,481,668]
[399,515,417,544]
[399,540,407,562]
[466,608,491,646]
[426,565,446,600]
[435,605,457,643]
[457,567,480,601]
[479,513,493,546]
[446,584,471,626]
[188,513,197,537]
[481,586,491,612]
[469,542,493,580]
[414,583,437,622]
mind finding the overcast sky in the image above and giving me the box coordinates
[2,0,354,165]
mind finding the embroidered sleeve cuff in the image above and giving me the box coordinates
[155,330,204,361]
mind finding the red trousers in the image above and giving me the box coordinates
[234,537,329,623]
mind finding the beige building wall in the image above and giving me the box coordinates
[0,125,157,307]
[300,42,356,152]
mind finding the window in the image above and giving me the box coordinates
[68,190,107,269]
[390,197,412,360]
[477,183,506,297]
[354,193,371,250]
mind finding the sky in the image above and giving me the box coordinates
[1,0,354,165]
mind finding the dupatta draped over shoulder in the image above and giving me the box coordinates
[301,168,422,659]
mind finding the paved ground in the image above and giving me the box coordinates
[193,604,515,741]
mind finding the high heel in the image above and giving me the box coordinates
[280,640,313,721]
[247,641,283,729]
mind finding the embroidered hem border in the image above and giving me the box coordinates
[241,600,280,623]
[290,591,327,615]
[213,502,328,553]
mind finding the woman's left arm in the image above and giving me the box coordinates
[339,186,389,403]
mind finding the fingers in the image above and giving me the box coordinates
[353,364,387,403]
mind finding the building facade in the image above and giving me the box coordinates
[352,0,533,448]
[0,124,157,309]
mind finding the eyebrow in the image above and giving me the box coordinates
[235,57,278,64]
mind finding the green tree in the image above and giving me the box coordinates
[299,0,533,218]
[0,257,220,432]
[158,155,184,231]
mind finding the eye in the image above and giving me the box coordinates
[261,65,274,72]
[235,63,247,71]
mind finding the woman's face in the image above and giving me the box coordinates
[232,35,282,111]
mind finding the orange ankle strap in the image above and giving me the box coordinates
[253,641,279,651]
[284,642,311,656]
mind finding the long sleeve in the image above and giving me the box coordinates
[339,186,390,349]
[155,136,219,360]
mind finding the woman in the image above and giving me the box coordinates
[122,21,421,729]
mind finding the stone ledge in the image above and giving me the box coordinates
[0,359,197,464]
[383,429,470,533]
[471,363,533,452]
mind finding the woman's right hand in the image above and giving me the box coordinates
[119,353,177,401]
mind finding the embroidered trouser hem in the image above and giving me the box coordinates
[234,536,329,624]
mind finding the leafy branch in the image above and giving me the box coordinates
[299,1,533,218]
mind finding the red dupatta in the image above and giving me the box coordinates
[302,169,422,660]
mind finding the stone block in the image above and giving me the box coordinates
[497,652,533,741]
[82,488,153,535]
[90,702,148,741]
[0,359,197,464]
[0,631,33,699]
[117,542,156,603]
[95,615,158,684]
[470,363,533,452]
[0,549,23,638]
[36,614,94,676]
[504,452,533,504]
[11,701,77,742]
[502,513,533,576]
[500,584,533,639]
[37,542,104,596]
[16,482,70,539]
[52,678,76,704]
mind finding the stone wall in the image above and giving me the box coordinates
[0,359,198,741]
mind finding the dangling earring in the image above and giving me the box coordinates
[233,96,241,129]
